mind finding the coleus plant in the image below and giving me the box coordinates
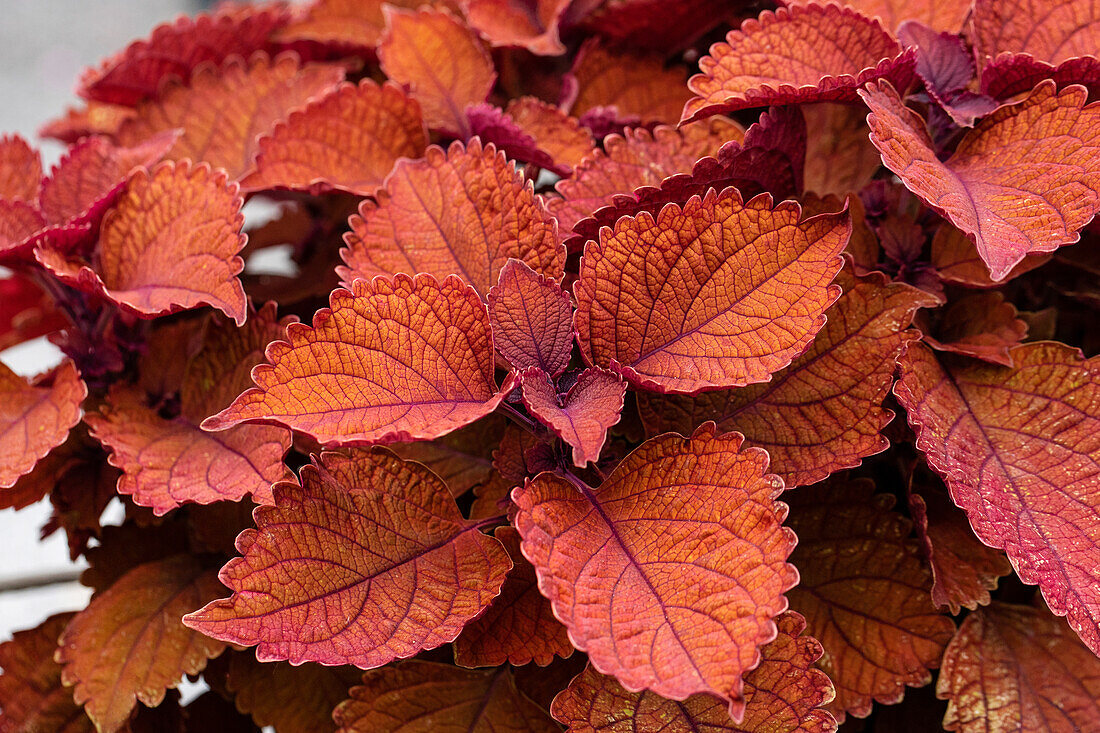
[2,0,1100,731]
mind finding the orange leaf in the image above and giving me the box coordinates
[918,291,1027,366]
[0,613,93,733]
[116,53,345,180]
[567,40,691,126]
[0,134,42,201]
[77,4,291,105]
[0,360,85,489]
[504,97,595,174]
[86,385,290,515]
[513,425,797,720]
[638,266,936,487]
[683,3,914,123]
[488,259,574,376]
[241,80,427,196]
[575,189,848,394]
[464,0,571,55]
[520,367,625,468]
[0,274,68,351]
[0,201,45,260]
[937,603,1100,732]
[36,161,248,325]
[803,103,882,196]
[836,0,970,32]
[273,0,427,50]
[785,479,955,721]
[454,526,572,667]
[389,414,505,497]
[909,476,1013,614]
[548,117,745,237]
[971,0,1100,67]
[895,342,1100,657]
[378,7,495,135]
[551,612,836,733]
[339,140,562,296]
[183,449,511,667]
[860,80,1100,281]
[39,101,134,145]
[57,555,226,732]
[930,222,1052,288]
[333,662,559,732]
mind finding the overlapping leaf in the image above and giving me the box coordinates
[918,291,1027,366]
[803,103,882,196]
[575,188,848,394]
[36,161,249,325]
[513,425,798,719]
[683,3,914,122]
[224,653,361,733]
[57,554,226,732]
[898,21,997,127]
[909,477,1013,614]
[566,40,691,126]
[930,223,1051,288]
[0,613,93,733]
[0,359,85,489]
[785,479,955,720]
[568,0,734,53]
[551,612,836,733]
[465,0,570,55]
[860,80,1100,280]
[339,140,562,295]
[937,603,1100,732]
[520,367,625,468]
[333,662,559,732]
[454,526,572,667]
[390,415,504,498]
[241,80,426,195]
[895,342,1100,657]
[837,0,970,32]
[273,0,422,50]
[972,0,1100,67]
[78,4,290,105]
[39,101,134,145]
[0,134,41,201]
[378,7,495,135]
[203,274,513,445]
[0,201,45,259]
[116,53,345,180]
[183,449,511,667]
[488,259,574,376]
[639,267,935,487]
[504,97,594,174]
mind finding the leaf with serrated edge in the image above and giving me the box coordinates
[513,424,798,721]
[683,3,913,122]
[919,291,1027,366]
[505,97,594,174]
[971,0,1100,67]
[183,449,511,667]
[785,478,955,721]
[57,555,226,732]
[568,40,691,125]
[835,0,969,32]
[36,161,248,325]
[0,359,85,489]
[272,0,424,50]
[859,80,1100,281]
[638,266,936,487]
[0,134,42,201]
[203,273,514,445]
[389,414,505,498]
[488,259,574,376]
[521,367,625,468]
[225,652,361,733]
[575,188,848,394]
[937,603,1100,732]
[333,661,559,732]
[465,0,571,55]
[551,612,836,733]
[895,341,1100,658]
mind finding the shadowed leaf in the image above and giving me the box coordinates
[567,40,691,126]
[488,259,574,376]
[505,97,594,173]
[0,360,85,489]
[930,223,1051,288]
[465,0,571,55]
[389,414,504,498]
[521,367,625,467]
[225,653,361,733]
[918,291,1027,366]
[803,103,885,196]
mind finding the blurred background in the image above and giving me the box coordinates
[0,0,231,644]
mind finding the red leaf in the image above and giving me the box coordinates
[0,134,42,201]
[785,479,956,721]
[339,140,563,296]
[575,189,848,394]
[908,476,1013,614]
[454,525,573,667]
[116,53,346,181]
[464,0,571,55]
[0,360,85,489]
[548,117,745,238]
[378,7,495,135]
[504,97,595,174]
[38,101,134,145]
[639,266,936,487]
[223,653,361,733]
[832,0,970,33]
[86,385,290,515]
[566,40,691,126]
[551,612,836,733]
[683,3,914,123]
[57,555,226,732]
[930,223,1051,288]
[520,367,625,467]
[918,291,1028,366]
[897,21,997,127]
[567,0,736,54]
[487,259,574,376]
[937,603,1100,732]
[241,80,427,196]
[204,273,514,445]
[465,103,560,173]
[859,80,1100,281]
[0,613,93,733]
[0,200,46,260]
[333,662,559,732]
[77,5,291,105]
[895,342,1100,657]
[36,161,248,326]
[183,449,511,667]
[513,425,798,720]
